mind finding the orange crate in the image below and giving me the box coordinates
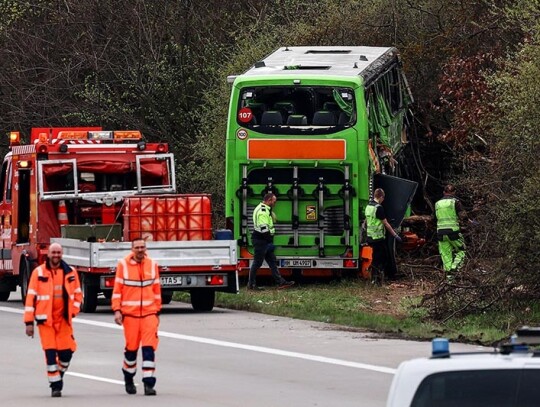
[123,195,212,241]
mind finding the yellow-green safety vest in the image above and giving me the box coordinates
[253,202,275,235]
[365,202,385,240]
[435,197,459,231]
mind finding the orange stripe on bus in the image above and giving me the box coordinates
[248,140,346,160]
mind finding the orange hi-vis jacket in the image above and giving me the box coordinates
[112,254,161,317]
[23,261,82,326]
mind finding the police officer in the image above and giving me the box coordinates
[435,184,467,280]
[248,193,294,289]
[364,188,401,284]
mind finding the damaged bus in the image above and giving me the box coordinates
[225,46,417,280]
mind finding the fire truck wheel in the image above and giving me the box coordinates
[161,292,173,305]
[20,258,34,304]
[190,289,215,312]
[0,291,9,301]
[80,273,98,313]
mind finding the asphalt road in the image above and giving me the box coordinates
[0,290,477,406]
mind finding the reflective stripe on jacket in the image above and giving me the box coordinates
[435,197,460,232]
[365,202,385,241]
[23,262,82,326]
[111,254,161,317]
[253,202,275,235]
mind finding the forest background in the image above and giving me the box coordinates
[1,0,539,339]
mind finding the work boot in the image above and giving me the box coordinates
[144,384,157,396]
[125,380,137,395]
[247,285,264,291]
[277,280,295,289]
[51,389,62,398]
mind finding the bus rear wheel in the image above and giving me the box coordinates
[0,291,10,301]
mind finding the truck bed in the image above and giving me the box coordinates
[51,237,237,269]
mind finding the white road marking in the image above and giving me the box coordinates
[65,371,126,385]
[1,306,396,375]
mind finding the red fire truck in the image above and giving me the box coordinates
[0,127,238,312]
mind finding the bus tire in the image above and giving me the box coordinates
[190,289,215,312]
[0,291,9,301]
[80,273,98,313]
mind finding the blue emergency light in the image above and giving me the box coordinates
[432,338,450,357]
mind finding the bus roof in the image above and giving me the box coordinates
[239,46,399,82]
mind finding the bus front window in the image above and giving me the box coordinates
[238,86,356,134]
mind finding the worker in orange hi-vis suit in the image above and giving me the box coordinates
[23,243,82,398]
[112,237,161,396]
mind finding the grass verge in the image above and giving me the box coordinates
[175,279,534,345]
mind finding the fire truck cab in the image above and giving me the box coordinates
[0,127,238,312]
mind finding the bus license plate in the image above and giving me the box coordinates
[281,259,312,268]
[160,275,182,287]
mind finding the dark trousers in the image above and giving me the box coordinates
[248,238,284,286]
[370,239,389,281]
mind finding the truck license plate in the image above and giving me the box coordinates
[281,259,312,268]
[160,275,182,287]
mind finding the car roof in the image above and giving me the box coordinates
[386,338,540,407]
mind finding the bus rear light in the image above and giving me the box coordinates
[238,259,249,269]
[102,276,115,288]
[206,275,224,285]
[343,259,358,268]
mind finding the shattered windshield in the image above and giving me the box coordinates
[237,86,356,135]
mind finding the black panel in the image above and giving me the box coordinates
[374,174,417,229]
[248,168,344,185]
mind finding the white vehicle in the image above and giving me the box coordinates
[386,327,540,407]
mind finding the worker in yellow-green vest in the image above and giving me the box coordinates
[248,193,295,290]
[364,188,402,284]
[435,184,467,280]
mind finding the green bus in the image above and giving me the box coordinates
[225,46,417,279]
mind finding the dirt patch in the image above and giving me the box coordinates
[362,279,436,318]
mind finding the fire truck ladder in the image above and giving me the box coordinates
[291,166,299,247]
[316,177,325,257]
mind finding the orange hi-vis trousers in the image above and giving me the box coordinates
[38,318,76,389]
[122,314,159,386]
